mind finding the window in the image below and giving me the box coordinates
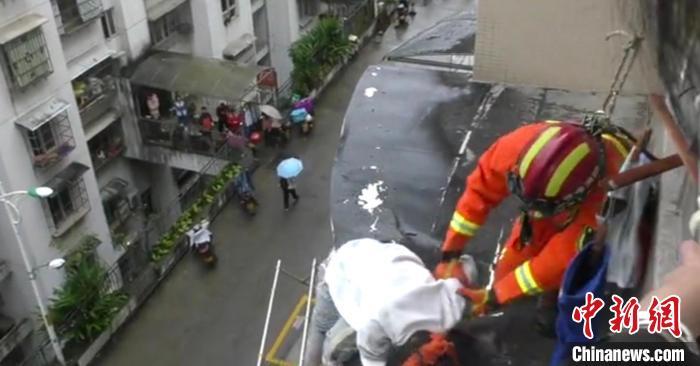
[297,0,318,28]
[1,28,53,88]
[42,163,91,235]
[47,177,90,233]
[28,123,57,156]
[101,9,117,39]
[101,178,131,229]
[21,109,76,168]
[221,0,237,23]
[149,10,181,44]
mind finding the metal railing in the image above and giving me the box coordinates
[79,90,118,127]
[139,117,245,161]
[341,0,375,37]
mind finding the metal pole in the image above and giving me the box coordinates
[257,259,282,366]
[298,257,317,366]
[0,180,66,365]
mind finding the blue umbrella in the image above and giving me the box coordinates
[277,158,304,178]
[550,242,610,366]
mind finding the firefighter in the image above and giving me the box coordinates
[434,117,633,333]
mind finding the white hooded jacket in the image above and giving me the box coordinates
[323,238,467,366]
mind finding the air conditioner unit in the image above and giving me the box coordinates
[127,190,141,210]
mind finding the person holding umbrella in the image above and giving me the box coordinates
[277,156,303,211]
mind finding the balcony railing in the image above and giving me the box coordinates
[91,139,125,171]
[0,317,32,362]
[32,141,76,169]
[139,118,244,160]
[56,0,103,34]
[79,89,118,127]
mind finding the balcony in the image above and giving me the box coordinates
[0,317,31,362]
[139,118,231,157]
[14,98,77,169]
[54,0,104,35]
[89,121,125,171]
[79,89,119,128]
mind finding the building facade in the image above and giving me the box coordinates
[0,0,319,363]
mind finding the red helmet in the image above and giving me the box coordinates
[249,131,262,144]
[508,122,605,216]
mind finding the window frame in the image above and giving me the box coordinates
[22,109,76,168]
[45,176,90,235]
[1,27,53,88]
[28,122,58,156]
[149,9,181,45]
[221,0,238,23]
[100,8,117,39]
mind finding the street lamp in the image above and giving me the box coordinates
[0,181,66,365]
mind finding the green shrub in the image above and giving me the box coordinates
[49,260,128,344]
[290,17,352,95]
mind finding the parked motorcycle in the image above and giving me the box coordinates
[290,96,316,136]
[186,220,217,267]
[396,2,409,27]
[234,171,258,216]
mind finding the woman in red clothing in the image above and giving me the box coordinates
[435,117,633,324]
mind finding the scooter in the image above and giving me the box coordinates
[186,220,217,267]
[290,107,314,136]
[396,2,409,27]
[235,172,258,216]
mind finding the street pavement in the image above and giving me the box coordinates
[93,1,475,365]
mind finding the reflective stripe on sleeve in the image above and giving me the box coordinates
[449,211,480,237]
[514,261,543,295]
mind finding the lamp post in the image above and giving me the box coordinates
[0,181,66,365]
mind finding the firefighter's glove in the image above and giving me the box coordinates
[434,252,470,287]
[459,287,499,317]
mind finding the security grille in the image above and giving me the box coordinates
[77,0,103,21]
[2,28,52,88]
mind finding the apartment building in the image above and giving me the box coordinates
[0,0,319,363]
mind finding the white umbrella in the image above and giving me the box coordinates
[260,105,283,120]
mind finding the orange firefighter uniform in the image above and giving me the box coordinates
[441,121,631,305]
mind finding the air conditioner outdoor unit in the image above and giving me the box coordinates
[127,190,141,210]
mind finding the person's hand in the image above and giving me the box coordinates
[641,240,700,336]
[458,287,498,317]
[434,259,470,286]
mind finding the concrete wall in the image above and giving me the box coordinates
[268,0,300,85]
[473,0,664,95]
[0,0,122,327]
[112,0,151,60]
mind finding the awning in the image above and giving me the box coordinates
[145,0,188,21]
[44,162,90,196]
[68,45,115,80]
[14,98,70,132]
[223,33,255,59]
[129,51,262,100]
[0,14,48,45]
[385,10,476,69]
[100,178,129,202]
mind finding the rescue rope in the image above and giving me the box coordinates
[601,30,644,117]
